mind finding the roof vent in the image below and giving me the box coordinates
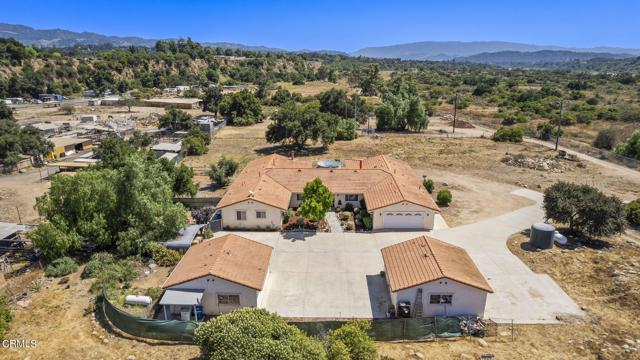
[248,190,255,197]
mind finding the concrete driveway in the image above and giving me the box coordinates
[214,188,584,323]
[430,189,584,324]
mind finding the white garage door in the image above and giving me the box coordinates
[383,212,424,229]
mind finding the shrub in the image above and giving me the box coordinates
[492,127,523,143]
[344,221,355,231]
[146,287,163,300]
[593,128,618,150]
[283,208,294,223]
[361,215,373,230]
[344,202,355,212]
[82,252,115,279]
[60,104,75,115]
[208,156,239,186]
[436,189,453,206]
[89,259,138,294]
[44,256,78,277]
[0,297,11,340]
[194,308,326,360]
[615,129,640,160]
[500,112,527,126]
[422,178,434,193]
[231,116,255,126]
[626,199,640,227]
[146,242,181,266]
[327,320,377,360]
[543,181,626,237]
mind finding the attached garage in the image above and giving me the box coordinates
[383,212,425,229]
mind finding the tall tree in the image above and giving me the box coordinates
[298,178,334,222]
[202,85,223,115]
[158,105,196,131]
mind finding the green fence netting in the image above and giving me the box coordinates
[102,294,460,342]
[102,295,197,342]
[291,317,462,341]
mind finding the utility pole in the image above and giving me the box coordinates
[555,100,564,151]
[452,93,458,134]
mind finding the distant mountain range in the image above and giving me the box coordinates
[454,50,636,67]
[352,41,640,60]
[2,23,639,67]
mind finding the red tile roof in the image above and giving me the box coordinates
[162,234,273,290]
[381,235,493,293]
[216,154,439,212]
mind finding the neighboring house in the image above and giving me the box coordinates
[46,136,93,160]
[141,98,202,109]
[160,234,273,319]
[215,154,440,231]
[381,235,493,318]
[151,141,183,163]
[28,122,61,136]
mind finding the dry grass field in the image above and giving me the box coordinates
[3,99,640,359]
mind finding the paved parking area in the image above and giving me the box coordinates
[213,189,584,323]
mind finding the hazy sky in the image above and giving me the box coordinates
[1,0,639,51]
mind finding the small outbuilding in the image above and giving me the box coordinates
[160,234,273,319]
[381,235,493,318]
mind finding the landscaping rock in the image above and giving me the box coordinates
[16,299,31,308]
[460,354,474,360]
[476,338,488,347]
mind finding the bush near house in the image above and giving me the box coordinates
[44,256,78,277]
[436,189,453,206]
[208,156,239,187]
[422,178,434,193]
[327,320,377,360]
[195,308,326,360]
[194,308,377,360]
[146,242,181,266]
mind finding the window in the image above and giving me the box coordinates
[345,194,358,201]
[217,294,240,305]
[256,210,266,219]
[296,194,303,201]
[236,210,247,221]
[429,294,453,304]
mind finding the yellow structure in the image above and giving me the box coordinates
[46,136,93,160]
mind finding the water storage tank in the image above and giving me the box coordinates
[125,295,152,306]
[529,223,555,249]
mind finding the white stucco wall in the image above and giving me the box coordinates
[371,202,437,230]
[392,278,488,317]
[167,275,261,315]
[289,193,362,209]
[220,200,283,230]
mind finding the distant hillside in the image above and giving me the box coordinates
[0,23,158,48]
[352,41,640,60]
[0,23,287,52]
[455,50,634,67]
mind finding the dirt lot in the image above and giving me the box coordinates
[2,265,200,360]
[0,169,49,223]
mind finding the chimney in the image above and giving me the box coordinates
[290,150,295,160]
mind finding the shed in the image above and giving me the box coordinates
[381,235,493,318]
